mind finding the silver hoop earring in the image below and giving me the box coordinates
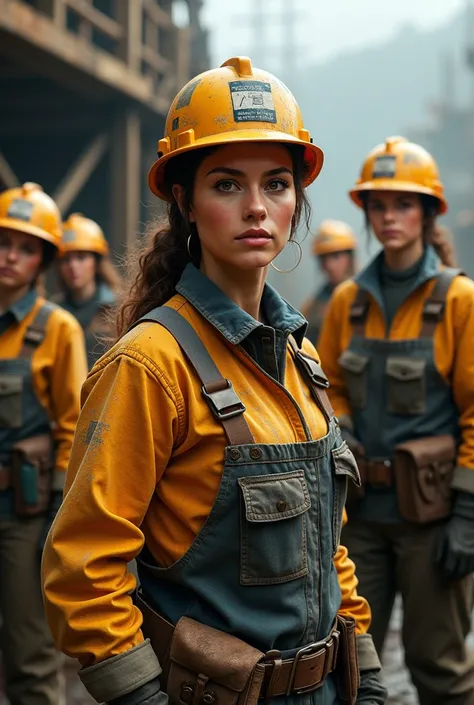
[270,240,302,273]
[187,233,193,259]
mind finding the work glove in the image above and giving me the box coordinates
[109,677,169,705]
[38,490,63,552]
[356,669,388,704]
[435,490,474,582]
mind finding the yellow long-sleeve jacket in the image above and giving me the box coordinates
[42,265,375,701]
[318,253,474,493]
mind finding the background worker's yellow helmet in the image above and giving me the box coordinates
[0,182,62,250]
[349,136,447,214]
[148,56,324,200]
[313,220,357,256]
[60,213,109,257]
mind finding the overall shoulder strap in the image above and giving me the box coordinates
[135,306,254,446]
[420,268,463,338]
[349,288,370,337]
[288,336,334,424]
[19,301,56,359]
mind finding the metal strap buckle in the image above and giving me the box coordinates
[286,637,333,696]
[296,352,329,389]
[24,328,44,346]
[201,380,246,421]
[423,300,444,320]
[350,302,369,322]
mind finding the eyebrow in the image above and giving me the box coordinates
[206,166,293,177]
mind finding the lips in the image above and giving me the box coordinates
[236,228,272,240]
[0,268,18,277]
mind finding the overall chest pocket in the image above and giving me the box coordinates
[339,350,370,410]
[0,374,23,429]
[238,471,310,586]
[331,442,361,555]
[386,357,426,415]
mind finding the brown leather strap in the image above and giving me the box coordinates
[419,268,463,338]
[19,302,55,359]
[349,288,370,337]
[288,336,334,423]
[132,307,254,446]
[357,458,393,487]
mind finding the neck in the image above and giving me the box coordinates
[200,260,266,321]
[69,279,97,304]
[383,240,424,271]
[0,283,32,314]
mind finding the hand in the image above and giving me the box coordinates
[38,490,63,552]
[356,669,388,704]
[436,490,474,582]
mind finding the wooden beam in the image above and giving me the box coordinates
[53,133,109,213]
[36,0,66,27]
[141,44,172,74]
[66,0,123,40]
[115,0,142,71]
[0,151,20,188]
[142,0,173,29]
[109,110,141,253]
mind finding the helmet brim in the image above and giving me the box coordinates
[0,218,60,250]
[148,130,324,200]
[349,180,448,215]
[59,242,109,257]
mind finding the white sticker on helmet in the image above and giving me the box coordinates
[372,155,396,179]
[229,81,277,123]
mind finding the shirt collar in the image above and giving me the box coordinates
[7,289,38,323]
[176,264,307,346]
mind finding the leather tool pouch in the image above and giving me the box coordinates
[11,434,53,517]
[393,435,455,524]
[335,616,359,705]
[165,617,265,705]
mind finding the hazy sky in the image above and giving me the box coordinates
[202,0,466,69]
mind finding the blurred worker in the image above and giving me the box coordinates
[0,183,87,704]
[56,213,121,368]
[42,57,387,705]
[301,219,357,344]
[318,136,474,705]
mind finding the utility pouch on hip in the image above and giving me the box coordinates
[335,615,359,705]
[11,434,53,517]
[393,435,455,524]
[166,618,264,705]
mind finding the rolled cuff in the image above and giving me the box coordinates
[451,466,474,494]
[79,639,162,703]
[357,634,381,672]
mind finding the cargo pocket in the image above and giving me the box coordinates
[386,357,426,415]
[0,374,23,429]
[331,442,361,554]
[339,350,370,410]
[238,471,310,586]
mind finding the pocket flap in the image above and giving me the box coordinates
[0,374,23,397]
[332,442,362,486]
[386,357,425,382]
[238,471,310,522]
[339,349,369,375]
[395,434,456,468]
[170,616,264,692]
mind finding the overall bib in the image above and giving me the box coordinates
[136,308,361,705]
[340,270,474,704]
[0,301,64,705]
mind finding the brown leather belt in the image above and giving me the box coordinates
[0,464,12,491]
[358,458,393,487]
[260,628,339,698]
[136,590,340,699]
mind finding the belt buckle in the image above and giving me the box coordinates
[286,638,331,696]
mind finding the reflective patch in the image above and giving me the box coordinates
[7,199,34,222]
[176,78,201,109]
[372,155,396,179]
[172,117,179,131]
[229,81,277,123]
[62,229,78,243]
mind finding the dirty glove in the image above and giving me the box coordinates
[356,669,388,704]
[109,677,168,705]
[436,490,474,582]
[38,490,62,552]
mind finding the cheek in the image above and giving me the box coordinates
[194,196,238,235]
[404,209,423,235]
[24,254,43,278]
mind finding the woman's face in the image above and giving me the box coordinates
[366,190,424,254]
[176,143,297,274]
[319,251,352,286]
[0,229,44,292]
[59,251,97,292]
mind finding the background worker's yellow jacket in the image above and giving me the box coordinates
[318,263,474,492]
[42,277,372,670]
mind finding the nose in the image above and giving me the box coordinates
[5,246,18,263]
[242,186,267,222]
[383,206,396,222]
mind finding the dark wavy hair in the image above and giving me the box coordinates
[116,144,312,337]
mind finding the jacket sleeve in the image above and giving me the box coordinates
[317,286,353,423]
[41,350,179,678]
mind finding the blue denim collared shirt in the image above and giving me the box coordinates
[176,264,307,383]
[0,289,37,338]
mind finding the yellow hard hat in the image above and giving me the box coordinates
[148,56,324,200]
[313,220,357,256]
[0,182,62,249]
[60,213,109,257]
[349,136,447,214]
